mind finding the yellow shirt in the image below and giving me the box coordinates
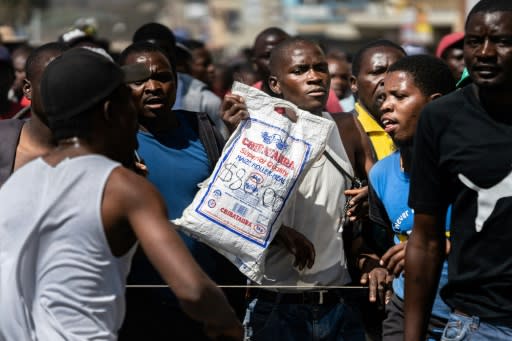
[355,102,396,160]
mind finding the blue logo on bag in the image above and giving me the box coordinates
[261,132,288,151]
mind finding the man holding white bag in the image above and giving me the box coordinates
[222,37,386,341]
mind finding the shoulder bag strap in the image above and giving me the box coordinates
[196,111,224,169]
[323,149,357,184]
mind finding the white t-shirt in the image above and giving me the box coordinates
[262,112,353,290]
[0,155,136,341]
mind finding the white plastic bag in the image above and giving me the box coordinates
[173,82,334,283]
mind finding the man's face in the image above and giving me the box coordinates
[12,52,29,98]
[190,47,215,86]
[24,51,63,122]
[252,33,288,79]
[379,71,431,147]
[443,47,465,81]
[124,50,176,120]
[270,42,330,115]
[464,11,512,90]
[327,57,351,99]
[352,46,405,120]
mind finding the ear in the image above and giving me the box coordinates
[429,93,442,101]
[268,75,281,95]
[350,75,358,94]
[22,79,31,100]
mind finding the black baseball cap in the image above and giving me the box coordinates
[41,47,150,122]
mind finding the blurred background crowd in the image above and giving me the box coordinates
[1,0,477,58]
[0,0,477,119]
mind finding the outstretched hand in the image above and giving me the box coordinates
[344,186,369,222]
[276,225,315,270]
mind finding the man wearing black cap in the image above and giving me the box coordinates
[0,48,242,341]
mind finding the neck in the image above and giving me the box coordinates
[42,135,95,167]
[356,101,381,123]
[140,110,179,134]
[57,136,83,148]
[54,136,134,169]
[399,144,413,174]
[25,113,54,148]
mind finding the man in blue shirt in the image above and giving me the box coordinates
[118,41,241,340]
[367,55,455,340]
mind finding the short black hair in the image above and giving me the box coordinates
[132,22,176,63]
[352,39,406,77]
[25,42,68,81]
[132,22,176,47]
[387,55,456,96]
[118,41,176,77]
[466,0,512,29]
[268,37,321,76]
[326,51,349,63]
[253,27,289,47]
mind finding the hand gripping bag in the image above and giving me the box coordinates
[173,82,335,283]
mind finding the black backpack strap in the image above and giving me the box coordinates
[197,111,225,169]
[182,110,225,170]
[0,119,24,186]
[323,149,356,184]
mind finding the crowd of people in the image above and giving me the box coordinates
[0,0,511,340]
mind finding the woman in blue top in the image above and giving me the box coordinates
[366,55,456,341]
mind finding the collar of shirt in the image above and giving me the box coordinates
[354,102,396,160]
[354,102,384,134]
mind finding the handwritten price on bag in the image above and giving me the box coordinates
[218,162,285,212]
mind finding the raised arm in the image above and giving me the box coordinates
[105,168,242,340]
[404,212,446,341]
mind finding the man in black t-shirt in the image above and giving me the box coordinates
[404,1,512,340]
